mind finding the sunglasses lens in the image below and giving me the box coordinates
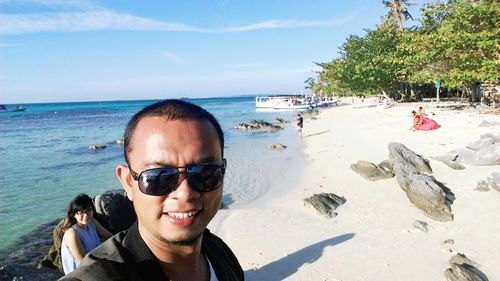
[139,168,178,195]
[188,165,224,192]
[136,163,225,196]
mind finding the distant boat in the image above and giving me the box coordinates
[0,105,27,112]
[255,95,315,110]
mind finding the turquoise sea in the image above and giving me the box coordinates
[0,96,306,250]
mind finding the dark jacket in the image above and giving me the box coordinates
[59,223,244,281]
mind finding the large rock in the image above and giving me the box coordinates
[93,190,136,234]
[350,159,395,181]
[444,253,488,281]
[441,133,500,166]
[37,219,65,272]
[388,143,454,222]
[303,193,346,218]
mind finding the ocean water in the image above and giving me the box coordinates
[0,96,306,250]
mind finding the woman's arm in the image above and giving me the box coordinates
[411,115,422,130]
[92,218,113,240]
[63,228,87,262]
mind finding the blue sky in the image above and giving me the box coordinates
[1,0,426,103]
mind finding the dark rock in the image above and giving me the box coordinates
[0,264,63,281]
[269,143,287,151]
[0,219,65,280]
[388,142,454,222]
[445,253,488,281]
[235,119,282,131]
[303,193,346,218]
[275,118,288,123]
[413,220,429,232]
[443,239,455,245]
[89,144,107,150]
[93,190,136,234]
[350,160,394,181]
[37,219,64,272]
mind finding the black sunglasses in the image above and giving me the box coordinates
[129,160,226,196]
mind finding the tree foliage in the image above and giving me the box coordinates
[316,0,499,99]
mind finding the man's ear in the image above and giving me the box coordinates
[116,165,134,201]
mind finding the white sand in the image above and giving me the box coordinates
[213,98,500,281]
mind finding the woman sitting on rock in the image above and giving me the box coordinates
[61,193,112,274]
[411,110,440,131]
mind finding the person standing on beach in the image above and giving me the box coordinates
[296,113,304,134]
[60,100,243,281]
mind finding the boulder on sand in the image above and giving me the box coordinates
[350,159,394,181]
[388,142,454,222]
[303,193,346,218]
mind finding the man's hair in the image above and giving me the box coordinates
[123,99,224,165]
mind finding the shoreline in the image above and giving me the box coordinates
[216,99,500,280]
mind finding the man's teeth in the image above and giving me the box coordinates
[168,211,198,219]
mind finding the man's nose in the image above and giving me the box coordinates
[169,173,200,200]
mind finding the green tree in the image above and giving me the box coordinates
[382,0,414,31]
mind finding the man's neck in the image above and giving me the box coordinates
[138,226,208,280]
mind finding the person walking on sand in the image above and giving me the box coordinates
[61,193,112,274]
[60,99,243,281]
[296,113,304,137]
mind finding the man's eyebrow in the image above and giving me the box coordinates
[141,156,219,167]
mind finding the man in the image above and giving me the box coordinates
[60,99,243,280]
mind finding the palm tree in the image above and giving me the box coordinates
[382,0,414,31]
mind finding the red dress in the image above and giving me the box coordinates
[415,115,440,131]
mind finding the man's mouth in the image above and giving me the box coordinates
[167,210,200,219]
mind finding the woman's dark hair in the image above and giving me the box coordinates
[123,99,224,166]
[63,194,95,230]
[411,110,417,115]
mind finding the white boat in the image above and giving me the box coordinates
[255,95,314,110]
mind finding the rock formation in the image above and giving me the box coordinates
[439,133,500,166]
[303,193,346,218]
[444,253,488,281]
[93,190,136,234]
[235,119,283,131]
[350,159,395,181]
[88,144,107,150]
[269,143,287,151]
[388,142,455,222]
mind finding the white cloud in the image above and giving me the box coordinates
[0,7,357,34]
[0,10,203,34]
[221,14,358,32]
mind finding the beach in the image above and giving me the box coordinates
[213,98,500,281]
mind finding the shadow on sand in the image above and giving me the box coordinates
[303,130,331,138]
[245,233,355,280]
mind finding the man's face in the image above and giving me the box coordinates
[121,117,223,245]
